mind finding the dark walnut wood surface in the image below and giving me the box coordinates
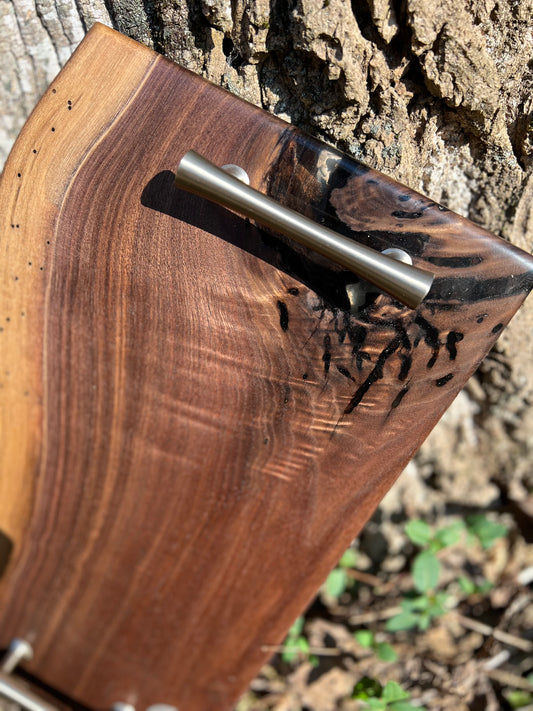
[1,23,533,711]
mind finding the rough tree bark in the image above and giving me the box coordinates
[2,0,533,537]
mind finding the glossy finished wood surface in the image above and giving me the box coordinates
[1,23,533,711]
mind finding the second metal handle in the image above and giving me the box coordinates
[174,151,434,309]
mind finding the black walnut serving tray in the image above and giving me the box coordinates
[1,22,532,711]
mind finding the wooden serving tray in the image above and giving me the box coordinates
[1,23,532,711]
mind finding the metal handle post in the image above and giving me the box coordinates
[175,151,434,309]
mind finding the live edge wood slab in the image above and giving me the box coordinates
[1,23,533,711]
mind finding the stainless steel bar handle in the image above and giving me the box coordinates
[0,641,58,711]
[0,672,58,711]
[175,151,434,309]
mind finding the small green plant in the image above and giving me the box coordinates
[280,617,318,666]
[385,520,459,631]
[506,689,533,709]
[504,673,533,708]
[354,629,397,662]
[405,519,463,588]
[386,515,507,632]
[465,514,508,549]
[352,678,426,710]
[386,591,450,632]
[323,547,358,598]
[457,575,493,596]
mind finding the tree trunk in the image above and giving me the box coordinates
[2,0,533,587]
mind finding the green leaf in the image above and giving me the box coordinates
[281,634,309,663]
[434,590,451,606]
[477,580,493,594]
[364,700,387,710]
[459,575,492,596]
[405,595,430,611]
[339,548,358,569]
[355,630,374,648]
[417,613,431,631]
[325,568,347,598]
[353,676,383,700]
[465,514,508,549]
[405,520,432,547]
[425,596,449,620]
[506,689,533,708]
[386,611,420,632]
[376,642,398,662]
[287,616,304,638]
[412,551,440,593]
[382,681,409,703]
[296,636,310,654]
[282,648,297,663]
[390,703,425,711]
[403,595,429,612]
[434,522,464,548]
[458,576,475,594]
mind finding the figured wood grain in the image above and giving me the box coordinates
[0,24,157,557]
[1,23,533,711]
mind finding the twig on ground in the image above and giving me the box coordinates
[486,668,533,692]
[349,606,401,625]
[454,613,533,652]
[483,650,511,670]
[260,645,341,656]
[500,592,531,622]
[518,567,533,586]
[345,569,384,587]
[423,659,450,680]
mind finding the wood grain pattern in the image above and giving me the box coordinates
[1,23,533,711]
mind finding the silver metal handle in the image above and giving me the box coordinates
[0,641,58,711]
[0,672,58,711]
[175,151,434,309]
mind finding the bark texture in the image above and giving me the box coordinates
[2,1,533,519]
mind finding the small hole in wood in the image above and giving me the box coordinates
[28,262,32,266]
[14,277,18,281]
[39,267,44,271]
[21,312,26,317]
[52,89,57,94]
[46,240,51,245]
[17,173,21,178]
[51,127,55,132]
[6,318,10,322]
[16,225,20,229]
